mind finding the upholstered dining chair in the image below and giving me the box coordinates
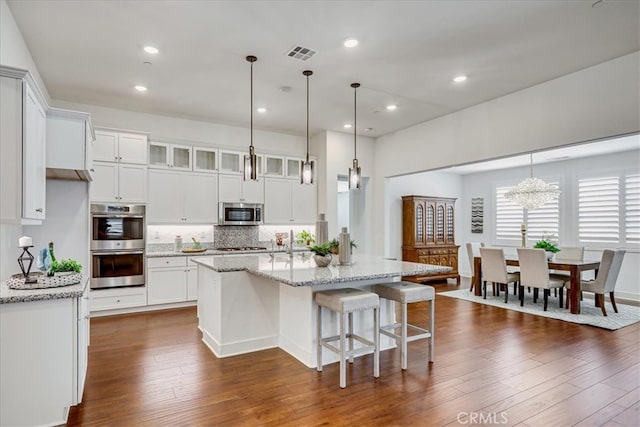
[466,242,485,293]
[517,248,566,311]
[568,249,626,316]
[479,247,520,303]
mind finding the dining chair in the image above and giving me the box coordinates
[516,248,566,311]
[479,248,520,303]
[466,242,485,293]
[569,249,626,316]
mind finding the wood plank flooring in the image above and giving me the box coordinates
[68,281,640,426]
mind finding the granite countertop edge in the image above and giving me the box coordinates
[0,277,89,304]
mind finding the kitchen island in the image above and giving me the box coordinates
[191,253,450,367]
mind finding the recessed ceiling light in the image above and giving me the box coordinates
[257,107,267,113]
[343,38,359,48]
[134,85,147,92]
[343,123,352,129]
[144,46,159,54]
[453,75,468,83]
[386,104,397,111]
[364,128,373,132]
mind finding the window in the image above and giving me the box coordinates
[625,174,639,244]
[577,173,639,247]
[495,181,560,242]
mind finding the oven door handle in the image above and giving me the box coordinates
[92,214,144,219]
[92,250,144,256]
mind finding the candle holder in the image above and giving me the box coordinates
[18,245,36,284]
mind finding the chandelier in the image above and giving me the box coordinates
[505,154,560,210]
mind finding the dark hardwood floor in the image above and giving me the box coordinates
[68,282,639,426]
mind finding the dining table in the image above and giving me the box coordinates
[472,256,600,314]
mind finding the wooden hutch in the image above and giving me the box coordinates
[402,195,460,285]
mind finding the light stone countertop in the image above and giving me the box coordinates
[0,276,89,304]
[146,247,309,258]
[191,253,451,287]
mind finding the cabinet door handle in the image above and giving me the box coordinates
[35,208,43,212]
[115,156,118,161]
[90,168,94,172]
[119,156,122,161]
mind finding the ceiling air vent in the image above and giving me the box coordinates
[286,46,317,61]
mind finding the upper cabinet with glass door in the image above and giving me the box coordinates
[149,142,192,171]
[193,147,218,173]
[264,154,284,177]
[219,150,262,176]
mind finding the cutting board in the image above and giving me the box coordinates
[181,248,207,253]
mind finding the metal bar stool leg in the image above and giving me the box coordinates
[316,304,322,372]
[401,302,408,370]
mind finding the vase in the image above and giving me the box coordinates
[313,254,332,267]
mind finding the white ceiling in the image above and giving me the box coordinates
[7,0,639,138]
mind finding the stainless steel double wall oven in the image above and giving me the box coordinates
[90,204,145,290]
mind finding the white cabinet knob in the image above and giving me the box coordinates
[35,208,43,212]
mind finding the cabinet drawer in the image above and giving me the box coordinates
[147,256,187,268]
[90,288,147,311]
[417,249,430,256]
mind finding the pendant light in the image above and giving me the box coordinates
[300,70,314,184]
[348,82,361,190]
[244,55,258,181]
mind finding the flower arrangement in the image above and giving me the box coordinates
[296,230,315,246]
[308,242,332,256]
[328,238,357,255]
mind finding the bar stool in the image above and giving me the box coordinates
[315,288,380,388]
[374,281,435,370]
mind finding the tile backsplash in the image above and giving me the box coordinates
[146,224,317,249]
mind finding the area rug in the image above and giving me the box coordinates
[439,289,640,330]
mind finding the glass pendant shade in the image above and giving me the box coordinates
[349,158,361,190]
[244,146,257,181]
[300,159,314,184]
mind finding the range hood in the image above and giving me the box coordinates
[46,108,94,182]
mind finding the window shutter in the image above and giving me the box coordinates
[526,181,560,241]
[578,176,619,243]
[496,185,523,240]
[625,174,640,244]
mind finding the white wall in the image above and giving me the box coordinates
[373,52,640,256]
[23,181,89,274]
[0,0,49,101]
[455,149,640,301]
[386,171,463,260]
[312,130,376,247]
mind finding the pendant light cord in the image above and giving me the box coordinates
[250,59,254,149]
[306,72,309,162]
[353,85,357,159]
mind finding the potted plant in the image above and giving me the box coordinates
[534,239,560,260]
[308,242,333,267]
[296,230,315,246]
[328,238,357,255]
[48,258,82,276]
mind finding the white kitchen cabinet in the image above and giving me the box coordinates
[0,68,48,224]
[0,285,89,427]
[264,178,317,224]
[286,157,302,180]
[90,286,147,312]
[94,129,148,164]
[148,170,218,223]
[219,150,263,175]
[218,173,264,204]
[147,256,203,305]
[149,141,192,171]
[91,161,147,203]
[46,108,95,181]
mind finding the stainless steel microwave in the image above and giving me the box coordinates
[219,202,263,225]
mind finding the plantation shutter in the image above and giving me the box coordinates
[496,185,523,240]
[578,176,620,243]
[526,181,560,241]
[625,173,640,244]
